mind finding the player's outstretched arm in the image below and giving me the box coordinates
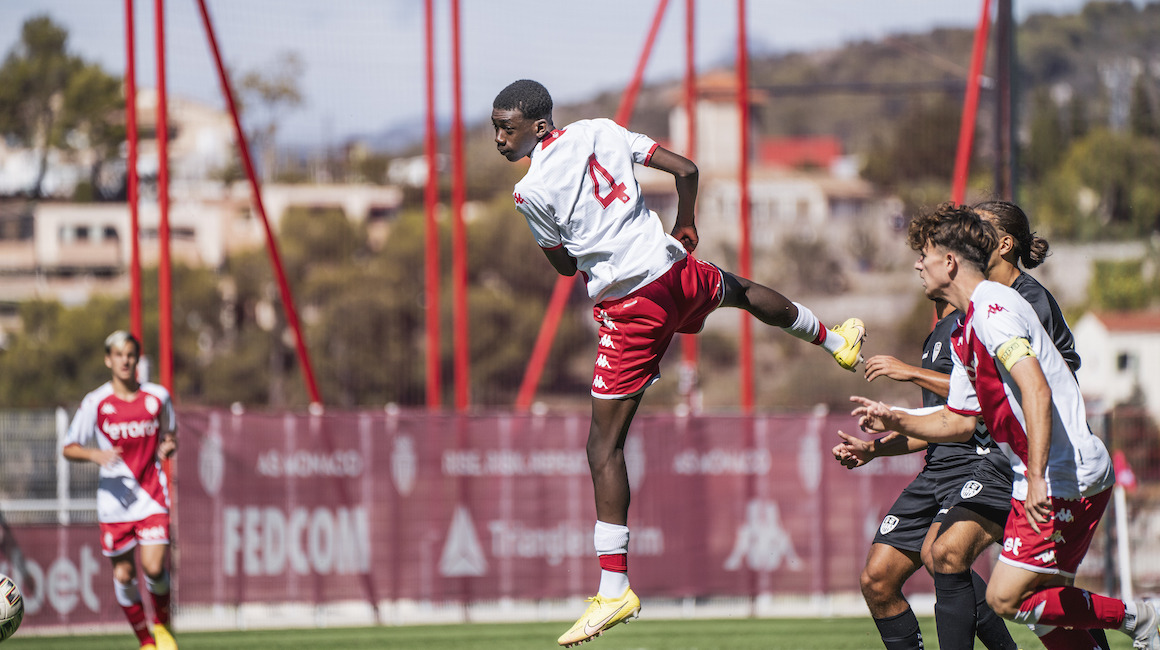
[863,354,951,398]
[850,396,976,444]
[646,147,699,252]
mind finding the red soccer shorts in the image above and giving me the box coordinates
[998,489,1110,577]
[99,512,171,557]
[590,255,723,399]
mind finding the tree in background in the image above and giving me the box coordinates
[235,51,304,183]
[0,16,122,199]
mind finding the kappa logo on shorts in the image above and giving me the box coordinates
[595,354,612,369]
[139,525,166,541]
[104,531,114,550]
[599,334,616,349]
[960,480,983,500]
[879,515,899,535]
[1034,549,1056,565]
[1048,530,1065,544]
[1054,508,1074,523]
[593,376,609,390]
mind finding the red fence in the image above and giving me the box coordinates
[9,408,942,629]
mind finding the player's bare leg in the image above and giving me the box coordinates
[860,543,925,650]
[558,395,643,647]
[718,272,865,370]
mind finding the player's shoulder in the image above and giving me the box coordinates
[140,382,172,403]
[82,381,115,404]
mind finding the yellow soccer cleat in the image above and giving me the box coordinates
[153,622,178,650]
[557,587,641,647]
[140,644,157,650]
[830,317,866,371]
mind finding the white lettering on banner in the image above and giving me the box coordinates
[254,449,364,478]
[672,448,771,475]
[441,449,588,476]
[222,506,370,577]
[487,521,664,566]
[0,545,101,616]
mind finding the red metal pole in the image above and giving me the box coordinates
[154,0,172,391]
[125,0,142,345]
[423,0,442,410]
[515,276,572,411]
[451,0,469,412]
[737,0,753,412]
[614,0,670,126]
[516,0,671,409]
[194,0,323,406]
[951,0,992,204]
[680,0,698,410]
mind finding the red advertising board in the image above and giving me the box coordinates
[11,408,936,629]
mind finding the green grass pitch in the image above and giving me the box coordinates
[2,617,1135,649]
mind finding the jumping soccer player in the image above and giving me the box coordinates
[63,331,178,650]
[491,79,865,647]
[850,204,1159,650]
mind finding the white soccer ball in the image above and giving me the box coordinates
[0,574,23,642]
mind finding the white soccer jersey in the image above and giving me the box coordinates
[64,382,175,523]
[513,118,688,303]
[946,281,1113,500]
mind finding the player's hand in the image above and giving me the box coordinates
[671,223,698,252]
[158,433,177,460]
[864,355,915,383]
[832,430,873,469]
[1024,476,1051,536]
[850,395,894,434]
[93,447,123,468]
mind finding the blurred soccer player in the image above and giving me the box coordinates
[63,331,178,650]
[850,204,1159,650]
[491,79,865,647]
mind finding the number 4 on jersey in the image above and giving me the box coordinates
[587,154,630,208]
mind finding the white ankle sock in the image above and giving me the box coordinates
[784,302,845,353]
[598,570,630,599]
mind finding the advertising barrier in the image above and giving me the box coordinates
[8,408,942,628]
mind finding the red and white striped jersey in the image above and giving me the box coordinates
[946,280,1113,500]
[513,118,687,303]
[64,382,175,523]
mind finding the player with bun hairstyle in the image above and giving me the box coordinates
[492,78,866,647]
[973,200,1079,372]
[849,205,1160,650]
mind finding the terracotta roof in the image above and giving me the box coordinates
[1093,311,1160,332]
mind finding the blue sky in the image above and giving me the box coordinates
[0,0,1105,147]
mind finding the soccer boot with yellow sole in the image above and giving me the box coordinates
[140,644,157,650]
[830,317,866,371]
[557,587,640,647]
[153,622,178,650]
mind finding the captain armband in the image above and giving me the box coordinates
[996,337,1036,371]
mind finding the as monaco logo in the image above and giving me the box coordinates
[879,515,900,535]
[390,436,417,496]
[145,395,159,415]
[960,480,983,500]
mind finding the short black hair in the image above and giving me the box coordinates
[493,79,553,121]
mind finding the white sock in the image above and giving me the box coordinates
[783,302,842,352]
[145,569,170,596]
[1120,600,1139,634]
[598,570,630,599]
[114,578,141,607]
[594,521,630,598]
